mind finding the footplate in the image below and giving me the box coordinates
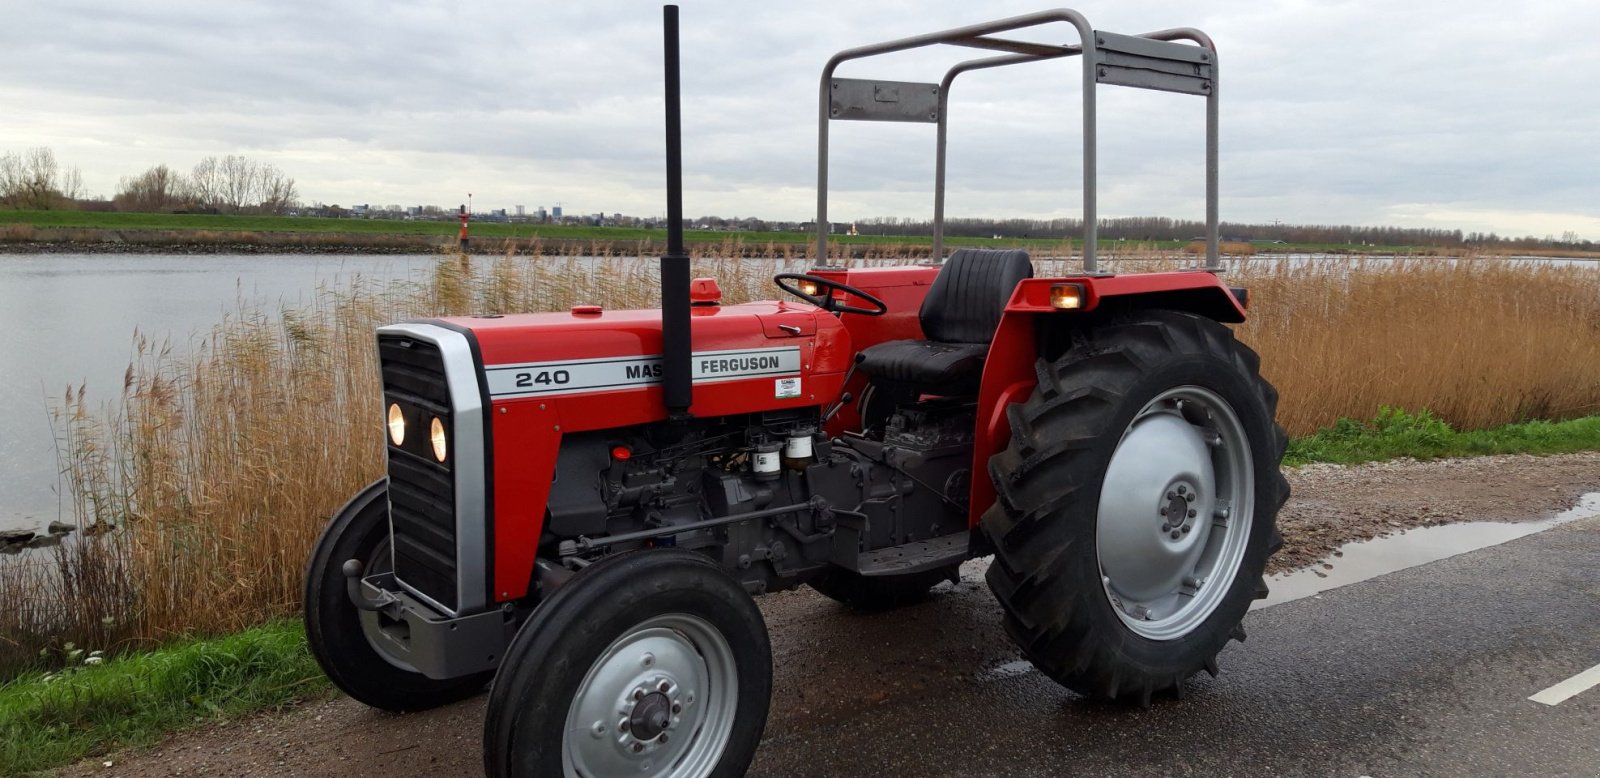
[855,532,969,577]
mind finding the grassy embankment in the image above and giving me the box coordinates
[2,208,1547,257]
[0,249,1598,772]
[0,620,318,775]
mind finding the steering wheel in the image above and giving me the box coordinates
[773,273,888,317]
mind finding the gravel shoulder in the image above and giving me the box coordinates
[60,452,1600,777]
[1272,451,1600,573]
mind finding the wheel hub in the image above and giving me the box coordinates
[628,690,674,741]
[1096,386,1255,641]
[563,615,737,778]
[1159,482,1198,539]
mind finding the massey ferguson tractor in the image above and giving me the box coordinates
[305,7,1288,776]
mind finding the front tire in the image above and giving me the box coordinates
[483,549,772,778]
[303,479,491,711]
[981,311,1289,703]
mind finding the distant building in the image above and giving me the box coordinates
[552,205,563,220]
[515,205,525,217]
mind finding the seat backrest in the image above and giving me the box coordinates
[918,248,1034,343]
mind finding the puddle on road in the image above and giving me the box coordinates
[1256,492,1600,609]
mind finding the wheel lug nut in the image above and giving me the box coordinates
[671,703,682,714]
[1170,530,1181,539]
[658,734,669,743]
[620,719,631,732]
[632,743,644,753]
[1177,485,1187,495]
[1188,508,1197,518]
[1161,523,1172,532]
[633,690,645,701]
[1166,491,1176,500]
[658,681,672,693]
[1181,525,1192,534]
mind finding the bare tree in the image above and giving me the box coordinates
[256,164,298,214]
[189,156,223,212]
[0,147,84,210]
[217,154,258,213]
[113,164,190,212]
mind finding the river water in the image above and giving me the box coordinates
[0,254,442,533]
[0,251,1592,534]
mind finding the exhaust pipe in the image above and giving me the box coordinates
[660,4,693,419]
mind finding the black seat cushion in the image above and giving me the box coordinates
[858,248,1032,396]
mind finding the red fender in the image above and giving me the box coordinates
[967,271,1246,526]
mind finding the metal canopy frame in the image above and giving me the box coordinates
[815,8,1220,273]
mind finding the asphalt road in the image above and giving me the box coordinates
[748,515,1600,777]
[78,514,1600,777]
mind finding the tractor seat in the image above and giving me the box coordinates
[858,248,1033,397]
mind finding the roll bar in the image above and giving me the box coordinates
[815,9,1220,272]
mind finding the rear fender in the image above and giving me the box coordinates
[967,271,1246,525]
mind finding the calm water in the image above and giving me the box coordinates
[1,251,1589,533]
[0,254,442,533]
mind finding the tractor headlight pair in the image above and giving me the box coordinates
[387,403,449,462]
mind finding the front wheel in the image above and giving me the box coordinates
[982,310,1289,703]
[304,479,492,711]
[483,549,772,778]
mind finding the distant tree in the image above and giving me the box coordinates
[189,156,223,212]
[113,164,189,212]
[186,154,298,214]
[256,164,298,215]
[0,147,84,210]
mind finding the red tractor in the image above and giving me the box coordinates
[305,7,1287,776]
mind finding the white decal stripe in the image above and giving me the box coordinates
[484,347,801,399]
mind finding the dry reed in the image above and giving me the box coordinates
[2,242,1597,674]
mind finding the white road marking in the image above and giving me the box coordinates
[1529,662,1600,706]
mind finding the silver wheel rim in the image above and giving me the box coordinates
[1096,385,1254,641]
[562,613,738,778]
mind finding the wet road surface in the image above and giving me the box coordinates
[75,514,1600,777]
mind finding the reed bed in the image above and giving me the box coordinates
[2,242,1597,675]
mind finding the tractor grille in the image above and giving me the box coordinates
[378,335,459,611]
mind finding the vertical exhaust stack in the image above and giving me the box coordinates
[660,4,693,419]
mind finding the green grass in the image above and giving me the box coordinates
[1285,408,1600,466]
[0,620,329,775]
[5,209,1438,253]
[0,208,1078,247]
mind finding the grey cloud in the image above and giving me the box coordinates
[0,0,1596,236]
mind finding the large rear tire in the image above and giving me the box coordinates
[303,479,492,711]
[981,310,1289,703]
[483,549,772,778]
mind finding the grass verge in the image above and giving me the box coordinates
[1285,408,1600,466]
[0,620,328,776]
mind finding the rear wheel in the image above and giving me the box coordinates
[808,565,959,611]
[483,549,771,778]
[304,479,491,711]
[981,310,1288,703]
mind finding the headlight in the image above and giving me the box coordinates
[797,279,820,297]
[387,403,406,445]
[430,417,448,462]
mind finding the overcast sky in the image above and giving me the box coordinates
[2,1,1596,239]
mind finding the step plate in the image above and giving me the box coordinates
[857,532,970,577]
